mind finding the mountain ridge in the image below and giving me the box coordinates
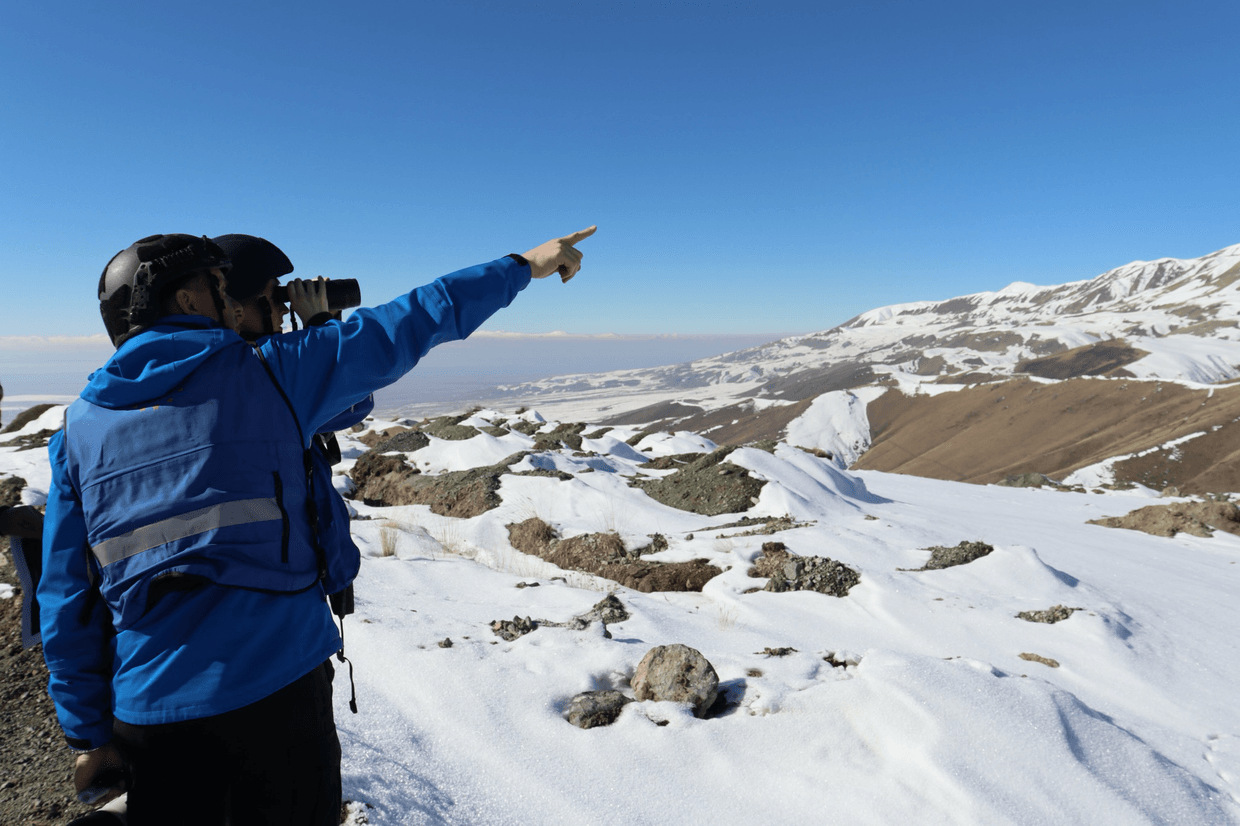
[397,242,1240,493]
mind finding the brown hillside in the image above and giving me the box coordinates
[853,378,1240,493]
[1014,340,1146,379]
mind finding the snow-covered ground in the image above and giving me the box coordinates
[7,404,1239,825]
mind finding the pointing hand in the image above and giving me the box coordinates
[521,226,597,283]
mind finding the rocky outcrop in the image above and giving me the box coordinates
[506,518,721,592]
[630,446,765,516]
[749,542,861,597]
[351,451,533,518]
[910,540,994,571]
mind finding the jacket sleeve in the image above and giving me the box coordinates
[260,256,531,440]
[38,430,116,749]
[320,395,374,434]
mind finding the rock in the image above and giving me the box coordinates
[1019,652,1059,668]
[1016,605,1078,624]
[581,594,630,625]
[632,644,719,717]
[491,616,537,641]
[915,540,994,570]
[747,542,789,578]
[437,638,454,649]
[0,476,25,509]
[566,690,633,729]
[764,554,860,597]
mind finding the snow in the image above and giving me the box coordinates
[7,406,1240,825]
[783,387,885,465]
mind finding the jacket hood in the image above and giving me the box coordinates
[80,316,242,409]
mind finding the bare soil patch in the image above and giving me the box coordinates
[1015,340,1146,379]
[854,378,1240,493]
[1087,501,1240,538]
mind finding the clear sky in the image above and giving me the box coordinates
[2,0,1237,340]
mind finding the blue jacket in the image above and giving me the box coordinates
[40,256,531,748]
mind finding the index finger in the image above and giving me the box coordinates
[561,225,597,246]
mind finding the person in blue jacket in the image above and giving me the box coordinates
[212,232,370,622]
[41,227,595,825]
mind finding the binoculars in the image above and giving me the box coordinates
[272,279,362,311]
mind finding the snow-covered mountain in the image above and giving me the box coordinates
[483,242,1240,410]
[425,243,1240,492]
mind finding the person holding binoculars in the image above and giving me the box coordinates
[41,226,596,826]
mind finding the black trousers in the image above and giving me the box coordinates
[112,661,342,826]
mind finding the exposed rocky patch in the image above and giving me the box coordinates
[509,420,544,436]
[506,518,721,592]
[1087,501,1240,539]
[1019,652,1060,668]
[371,429,431,454]
[906,541,994,571]
[643,452,706,470]
[748,541,861,597]
[419,414,480,442]
[532,422,587,451]
[356,426,410,447]
[490,616,536,641]
[1017,605,1079,624]
[351,450,533,517]
[630,446,766,516]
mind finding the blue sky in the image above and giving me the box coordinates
[2,0,1237,341]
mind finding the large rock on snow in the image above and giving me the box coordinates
[631,644,719,717]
